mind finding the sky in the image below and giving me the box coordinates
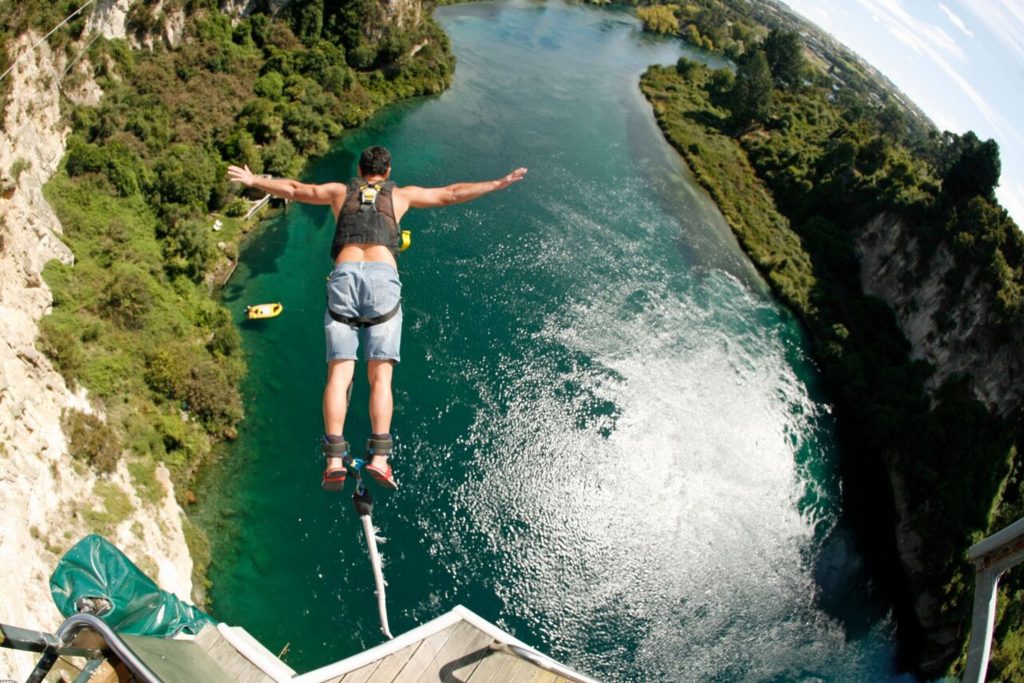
[777,0,1024,227]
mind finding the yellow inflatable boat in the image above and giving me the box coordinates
[246,302,283,319]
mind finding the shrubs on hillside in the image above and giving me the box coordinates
[31,1,454,499]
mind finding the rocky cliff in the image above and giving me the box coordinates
[0,23,194,682]
[856,213,1024,418]
[855,212,1024,671]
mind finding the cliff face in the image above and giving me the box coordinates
[854,212,1024,670]
[0,29,193,682]
[221,0,292,17]
[856,213,1024,417]
[88,0,187,49]
[376,0,425,35]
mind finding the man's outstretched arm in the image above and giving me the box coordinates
[400,167,528,209]
[227,164,345,206]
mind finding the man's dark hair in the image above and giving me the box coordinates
[359,146,391,176]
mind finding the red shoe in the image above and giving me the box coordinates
[365,460,397,489]
[365,436,397,490]
[321,438,349,492]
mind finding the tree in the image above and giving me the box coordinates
[676,57,699,78]
[729,48,773,127]
[289,0,324,46]
[637,6,679,36]
[762,29,804,89]
[695,5,727,49]
[162,217,213,282]
[239,99,283,144]
[261,136,298,176]
[154,144,219,210]
[253,70,284,99]
[941,131,1001,200]
[105,263,154,329]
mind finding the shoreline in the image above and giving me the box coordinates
[638,61,928,664]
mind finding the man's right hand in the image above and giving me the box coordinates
[227,164,256,187]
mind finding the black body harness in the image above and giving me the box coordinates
[327,178,403,329]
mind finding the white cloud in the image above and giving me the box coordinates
[956,0,1024,61]
[852,0,1024,150]
[856,0,965,61]
[939,3,973,37]
[776,0,845,33]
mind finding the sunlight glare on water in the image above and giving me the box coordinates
[448,261,885,679]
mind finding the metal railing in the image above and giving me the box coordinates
[1,613,163,683]
[963,515,1024,683]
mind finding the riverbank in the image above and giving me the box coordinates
[640,59,1024,677]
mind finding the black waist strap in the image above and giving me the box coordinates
[327,300,401,328]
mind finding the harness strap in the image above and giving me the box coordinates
[327,300,401,328]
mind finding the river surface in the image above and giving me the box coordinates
[202,1,906,680]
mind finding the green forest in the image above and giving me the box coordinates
[2,0,453,587]
[634,0,1024,678]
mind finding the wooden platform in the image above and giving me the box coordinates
[200,606,597,683]
[69,606,595,683]
[315,619,571,682]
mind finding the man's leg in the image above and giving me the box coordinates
[320,358,355,490]
[367,359,394,472]
[361,264,400,488]
[324,359,356,435]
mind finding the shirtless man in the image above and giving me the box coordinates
[228,146,527,491]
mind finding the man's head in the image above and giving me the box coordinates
[358,146,391,178]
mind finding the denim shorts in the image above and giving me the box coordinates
[324,262,402,363]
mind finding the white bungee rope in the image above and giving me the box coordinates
[358,511,393,639]
[350,469,394,639]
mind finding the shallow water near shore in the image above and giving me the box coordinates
[199,1,906,680]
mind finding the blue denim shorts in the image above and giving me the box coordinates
[324,262,402,363]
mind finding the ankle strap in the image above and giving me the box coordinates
[366,436,393,456]
[322,438,350,455]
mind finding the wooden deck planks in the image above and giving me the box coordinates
[183,612,584,683]
[323,618,569,683]
[191,625,278,683]
[381,622,460,681]
[412,619,497,682]
[120,633,238,683]
[465,650,540,683]
[334,657,383,683]
[527,670,561,683]
[331,639,420,683]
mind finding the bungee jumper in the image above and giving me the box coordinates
[228,149,525,638]
[228,148,526,492]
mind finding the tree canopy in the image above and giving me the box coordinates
[940,130,1001,200]
[762,29,804,89]
[728,48,772,127]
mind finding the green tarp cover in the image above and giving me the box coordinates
[50,534,215,637]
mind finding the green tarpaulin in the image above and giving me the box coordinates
[50,534,214,637]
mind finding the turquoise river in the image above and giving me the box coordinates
[201,1,909,680]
